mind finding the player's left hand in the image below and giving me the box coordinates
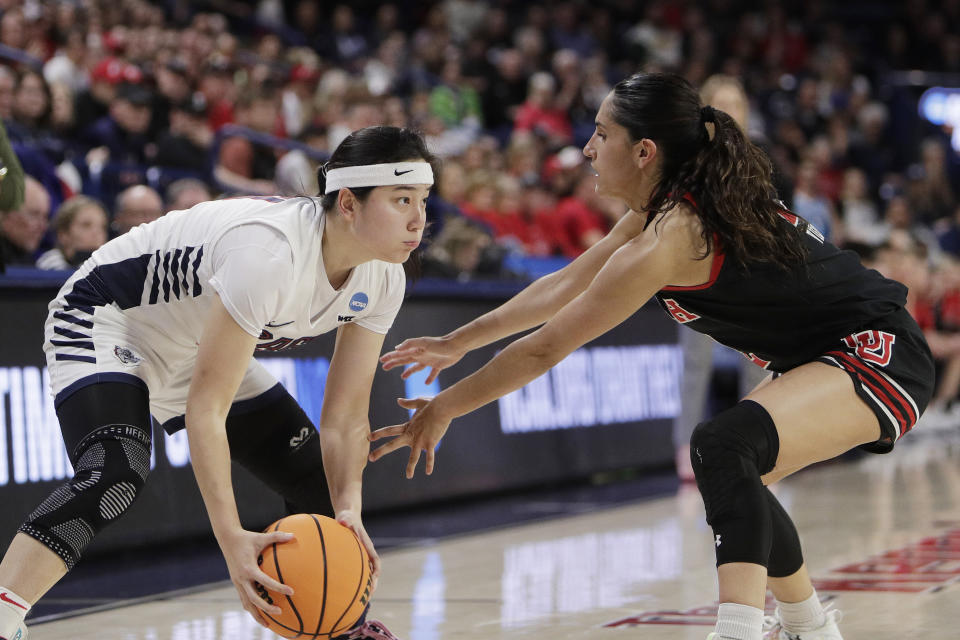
[368,397,451,478]
[335,509,380,593]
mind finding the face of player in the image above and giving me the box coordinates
[353,179,430,263]
[582,93,644,203]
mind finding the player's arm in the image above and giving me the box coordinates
[371,210,694,477]
[381,210,648,382]
[317,322,387,582]
[186,295,293,623]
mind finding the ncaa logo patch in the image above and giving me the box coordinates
[349,292,369,313]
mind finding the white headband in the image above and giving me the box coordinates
[324,162,434,194]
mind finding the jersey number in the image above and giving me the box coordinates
[843,330,896,367]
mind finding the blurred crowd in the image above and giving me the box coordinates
[0,0,960,413]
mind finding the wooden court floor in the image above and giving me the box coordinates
[30,431,960,639]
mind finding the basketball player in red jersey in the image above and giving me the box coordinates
[371,73,934,640]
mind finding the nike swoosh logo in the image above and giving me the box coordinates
[265,321,294,328]
[0,592,27,610]
[394,169,413,176]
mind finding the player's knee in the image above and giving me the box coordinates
[20,425,151,569]
[689,401,780,522]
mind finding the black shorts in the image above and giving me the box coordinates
[59,382,333,515]
[815,308,934,454]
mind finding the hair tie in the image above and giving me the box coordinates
[320,161,331,178]
[700,105,716,124]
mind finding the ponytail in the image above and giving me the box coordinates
[609,72,805,270]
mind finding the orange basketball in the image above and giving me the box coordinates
[256,514,372,639]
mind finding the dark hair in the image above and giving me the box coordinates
[609,72,805,269]
[318,126,440,278]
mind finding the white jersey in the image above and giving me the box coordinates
[43,195,405,427]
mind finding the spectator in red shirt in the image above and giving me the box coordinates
[513,71,573,147]
[541,170,608,257]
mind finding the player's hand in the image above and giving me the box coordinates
[336,509,381,593]
[379,336,466,385]
[368,397,451,478]
[219,527,295,627]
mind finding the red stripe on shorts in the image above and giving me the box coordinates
[826,351,914,437]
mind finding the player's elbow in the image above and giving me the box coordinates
[519,335,568,371]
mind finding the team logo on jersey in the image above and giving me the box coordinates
[663,298,700,324]
[843,330,896,366]
[349,292,369,312]
[113,346,142,365]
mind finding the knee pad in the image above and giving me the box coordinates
[690,400,780,567]
[766,487,804,577]
[20,424,151,569]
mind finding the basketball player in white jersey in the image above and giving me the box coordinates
[0,126,435,640]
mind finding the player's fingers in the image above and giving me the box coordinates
[425,448,436,476]
[254,570,293,597]
[396,396,430,409]
[379,351,412,367]
[246,581,282,616]
[369,424,406,441]
[400,362,427,379]
[368,436,409,462]
[264,531,295,547]
[406,447,422,479]
[425,368,440,385]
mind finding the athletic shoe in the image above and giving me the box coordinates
[0,622,27,640]
[340,619,402,640]
[764,605,843,639]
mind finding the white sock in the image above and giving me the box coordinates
[0,586,29,638]
[714,602,764,640]
[776,589,826,632]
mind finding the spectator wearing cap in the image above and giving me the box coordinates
[0,176,50,267]
[198,57,236,131]
[282,61,320,139]
[74,57,144,132]
[165,178,212,212]
[214,87,280,194]
[35,195,108,270]
[84,83,155,167]
[154,92,212,177]
[111,185,163,237]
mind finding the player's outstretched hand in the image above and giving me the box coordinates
[379,336,466,385]
[368,397,452,478]
[336,509,381,593]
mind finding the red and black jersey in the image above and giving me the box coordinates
[653,207,908,373]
